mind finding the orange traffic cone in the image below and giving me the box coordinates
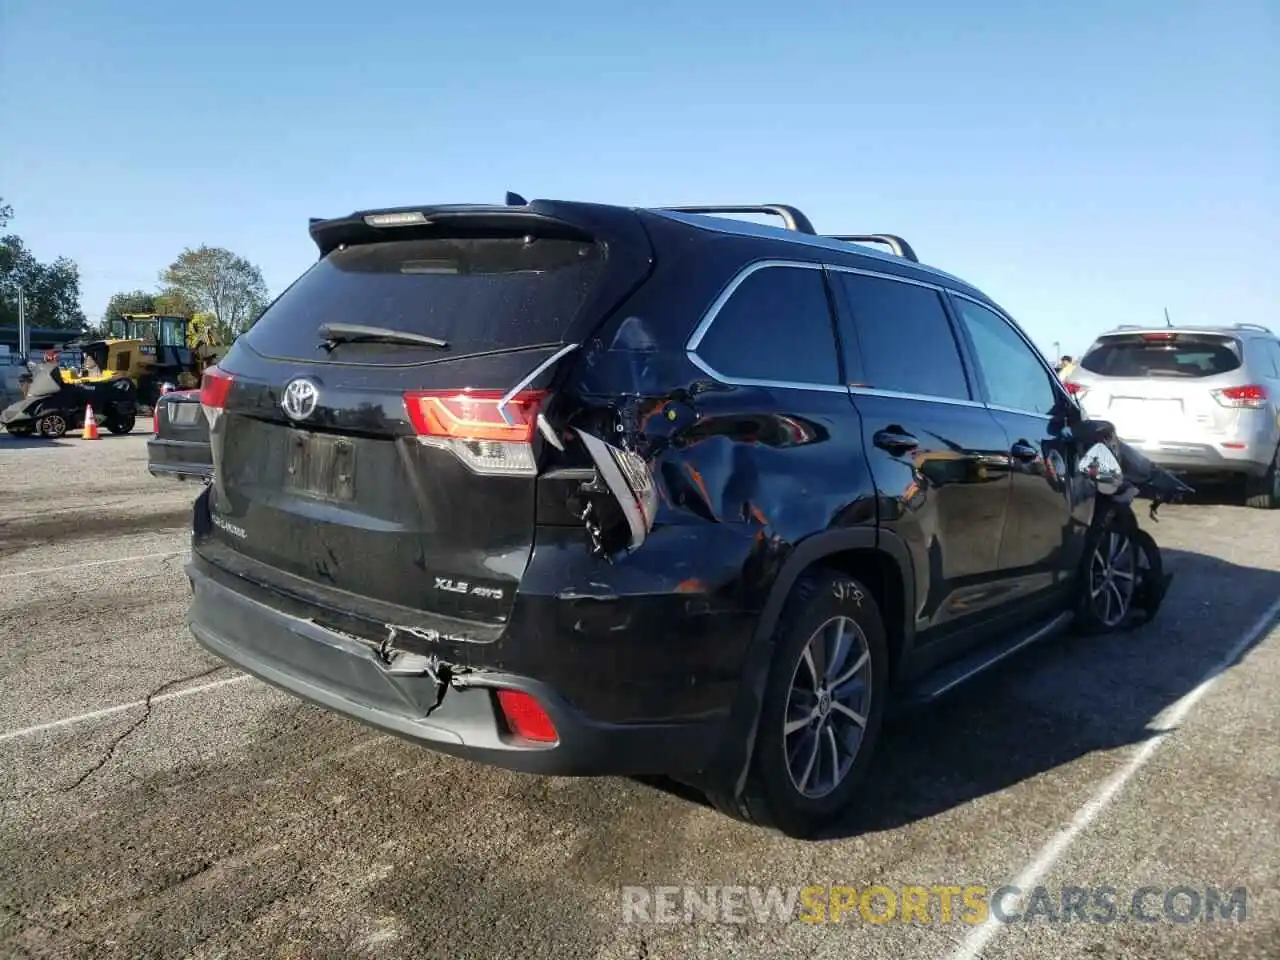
[83,403,100,440]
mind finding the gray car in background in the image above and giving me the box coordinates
[1064,324,1280,508]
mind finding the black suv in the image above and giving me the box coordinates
[187,198,1117,837]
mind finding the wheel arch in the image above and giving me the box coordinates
[701,524,918,807]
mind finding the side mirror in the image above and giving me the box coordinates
[1082,442,1123,495]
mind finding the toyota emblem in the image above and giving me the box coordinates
[281,378,320,421]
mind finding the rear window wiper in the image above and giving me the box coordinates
[318,322,449,352]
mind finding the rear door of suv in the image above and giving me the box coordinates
[195,204,652,632]
[826,267,1015,650]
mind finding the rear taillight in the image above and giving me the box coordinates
[1063,381,1088,401]
[494,690,558,744]
[200,367,234,427]
[152,406,160,435]
[403,389,545,476]
[1212,384,1268,409]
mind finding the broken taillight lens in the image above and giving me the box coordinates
[495,690,558,744]
[1212,384,1268,409]
[403,389,546,476]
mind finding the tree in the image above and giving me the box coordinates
[104,290,157,326]
[154,288,199,318]
[0,197,87,330]
[160,245,268,341]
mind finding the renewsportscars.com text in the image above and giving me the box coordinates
[620,884,1249,926]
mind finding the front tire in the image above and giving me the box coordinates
[36,413,68,439]
[1074,504,1141,634]
[742,569,889,839]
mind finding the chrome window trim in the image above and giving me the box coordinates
[685,259,824,353]
[683,257,1071,415]
[684,260,847,393]
[823,262,946,292]
[847,386,985,409]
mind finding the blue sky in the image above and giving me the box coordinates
[2,0,1275,359]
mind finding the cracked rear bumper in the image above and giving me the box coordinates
[186,560,722,777]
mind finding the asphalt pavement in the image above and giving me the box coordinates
[1,433,1277,960]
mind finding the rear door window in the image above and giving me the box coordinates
[833,272,971,401]
[242,237,606,362]
[693,264,840,385]
[1079,334,1243,378]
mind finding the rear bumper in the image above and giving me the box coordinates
[1124,439,1272,478]
[185,559,724,777]
[147,437,212,481]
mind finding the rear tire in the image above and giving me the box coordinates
[106,414,136,435]
[1244,446,1279,509]
[739,569,889,839]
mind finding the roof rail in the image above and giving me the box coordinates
[658,204,816,234]
[1234,322,1272,333]
[825,234,919,263]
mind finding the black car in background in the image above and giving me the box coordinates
[148,388,212,480]
[181,196,1169,837]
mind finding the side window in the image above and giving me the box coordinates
[695,265,840,385]
[1264,340,1280,378]
[951,298,1059,416]
[836,272,971,401]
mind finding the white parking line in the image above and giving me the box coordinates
[0,552,186,580]
[950,595,1280,960]
[0,675,253,744]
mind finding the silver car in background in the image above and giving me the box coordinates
[1064,324,1280,509]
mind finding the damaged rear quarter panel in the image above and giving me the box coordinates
[522,360,879,724]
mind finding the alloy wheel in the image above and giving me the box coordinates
[39,414,66,438]
[1089,528,1137,628]
[783,615,873,800]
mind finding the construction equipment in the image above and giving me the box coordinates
[60,313,227,411]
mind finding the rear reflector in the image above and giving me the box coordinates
[1212,384,1268,408]
[495,690,558,744]
[404,389,546,476]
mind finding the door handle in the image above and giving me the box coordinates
[873,427,919,455]
[1011,441,1040,462]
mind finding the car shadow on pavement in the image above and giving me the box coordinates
[0,434,74,449]
[817,546,1279,841]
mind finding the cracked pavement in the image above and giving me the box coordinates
[1,434,1278,960]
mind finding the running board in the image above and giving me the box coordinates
[897,611,1074,708]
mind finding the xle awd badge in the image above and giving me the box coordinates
[281,378,320,421]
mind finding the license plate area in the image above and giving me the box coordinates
[169,403,200,426]
[284,430,356,502]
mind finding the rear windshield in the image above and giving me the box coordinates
[1079,334,1242,378]
[242,236,605,362]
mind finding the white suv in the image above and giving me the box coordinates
[1064,324,1280,508]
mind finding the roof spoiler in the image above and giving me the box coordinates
[309,197,920,263]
